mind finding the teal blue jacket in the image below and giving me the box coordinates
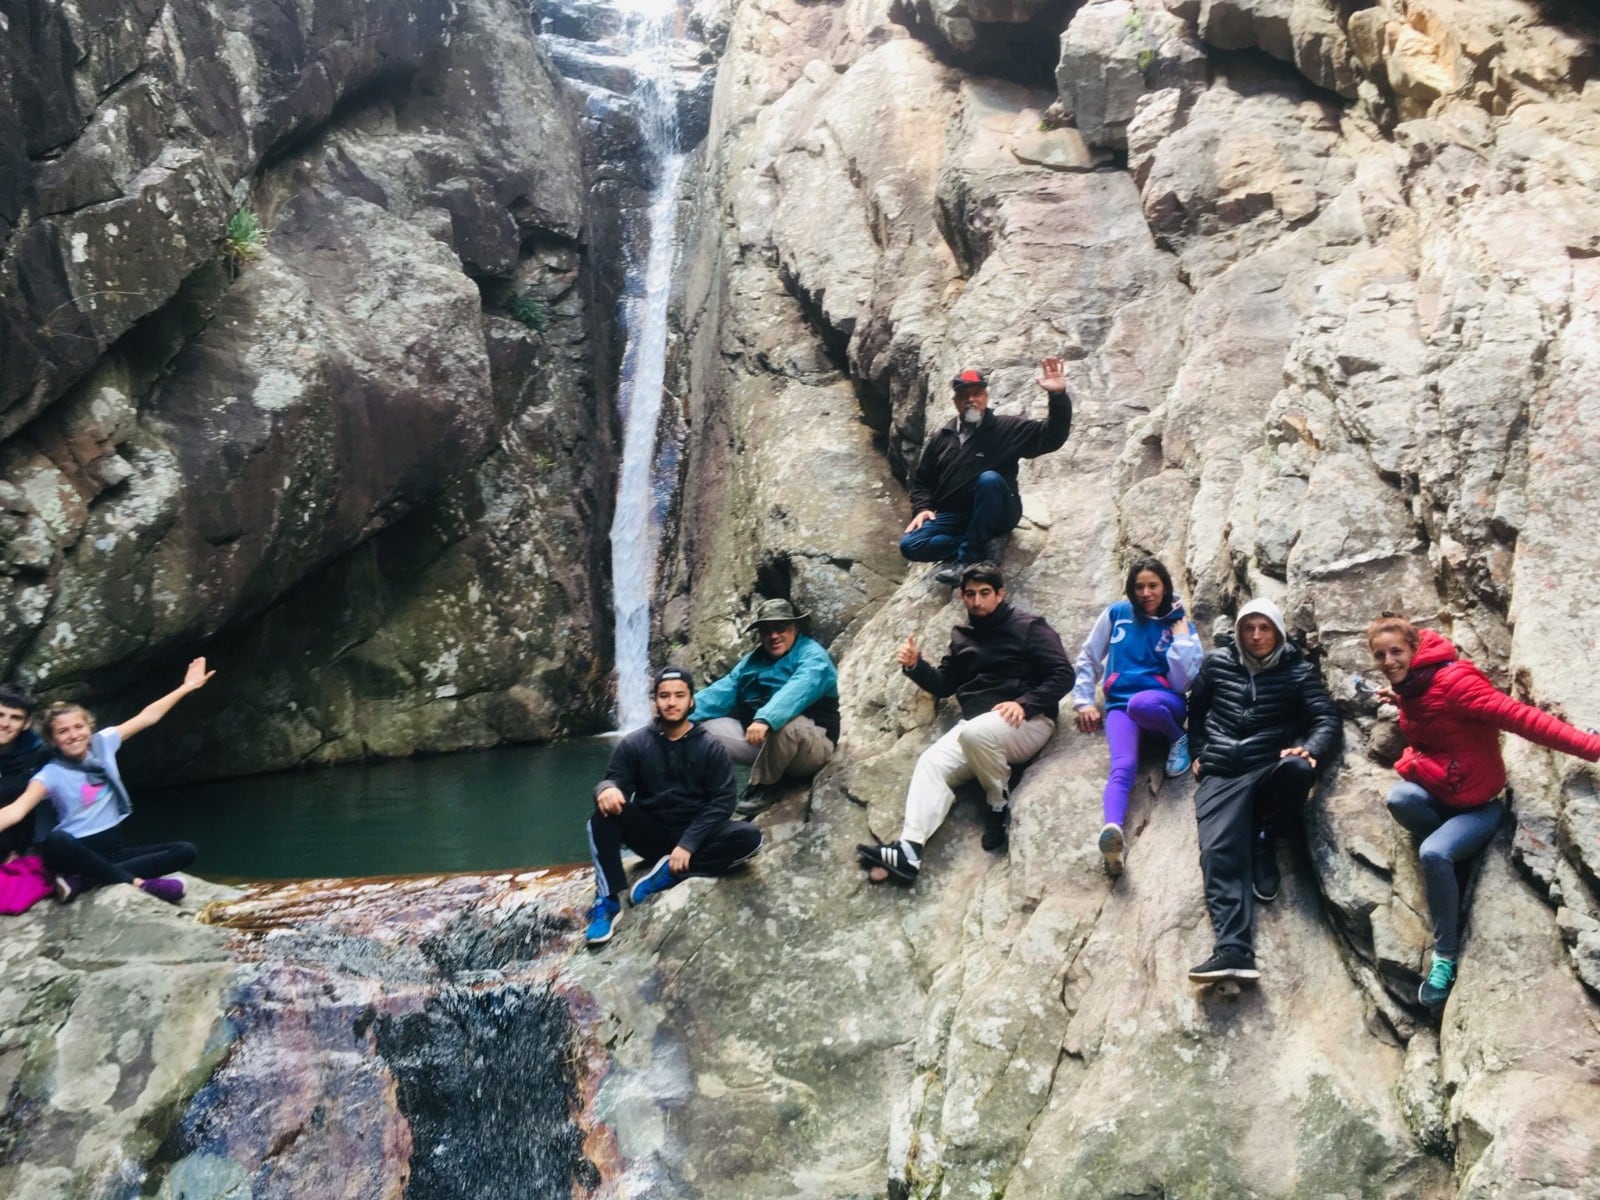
[694,637,840,742]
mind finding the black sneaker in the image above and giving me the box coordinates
[981,805,1010,852]
[1252,830,1280,903]
[1188,947,1260,981]
[857,839,921,885]
[933,561,964,587]
[734,782,771,819]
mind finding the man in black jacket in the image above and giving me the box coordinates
[1185,597,1341,981]
[858,563,1073,885]
[0,686,49,861]
[901,358,1074,586]
[584,667,761,946]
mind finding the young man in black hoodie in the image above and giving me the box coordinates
[900,358,1073,587]
[1185,597,1341,982]
[858,563,1073,884]
[0,686,50,861]
[584,667,762,946]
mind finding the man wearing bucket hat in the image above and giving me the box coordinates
[584,665,762,946]
[900,356,1074,587]
[694,598,840,817]
[1184,597,1341,982]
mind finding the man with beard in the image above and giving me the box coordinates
[899,358,1073,586]
[858,562,1072,884]
[584,667,762,946]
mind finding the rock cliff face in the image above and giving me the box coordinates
[639,0,1600,1195]
[0,0,615,776]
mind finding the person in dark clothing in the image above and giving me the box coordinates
[1185,597,1341,981]
[584,667,762,946]
[0,686,50,861]
[858,562,1073,885]
[900,358,1074,586]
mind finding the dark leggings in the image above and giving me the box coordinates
[41,826,197,887]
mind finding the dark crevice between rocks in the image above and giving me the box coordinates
[773,262,895,452]
[255,68,426,176]
[888,0,1082,89]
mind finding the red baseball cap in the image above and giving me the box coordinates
[951,369,988,391]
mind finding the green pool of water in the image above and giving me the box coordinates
[120,737,619,881]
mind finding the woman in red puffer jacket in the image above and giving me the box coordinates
[1367,615,1600,1008]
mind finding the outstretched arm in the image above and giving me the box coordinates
[0,780,48,834]
[1450,667,1600,760]
[114,658,215,742]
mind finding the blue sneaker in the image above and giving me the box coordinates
[628,856,680,906]
[1164,734,1192,778]
[1419,955,1456,1007]
[584,896,621,946]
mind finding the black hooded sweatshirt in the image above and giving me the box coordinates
[595,722,737,853]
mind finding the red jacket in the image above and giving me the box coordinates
[1394,630,1600,808]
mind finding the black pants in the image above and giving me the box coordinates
[41,826,197,888]
[587,805,761,899]
[1194,756,1316,954]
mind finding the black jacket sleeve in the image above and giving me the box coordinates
[1018,389,1072,457]
[1296,662,1343,764]
[908,438,944,516]
[676,738,738,853]
[1016,617,1073,719]
[596,733,640,801]
[1187,656,1216,765]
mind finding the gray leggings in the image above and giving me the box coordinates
[1386,781,1505,958]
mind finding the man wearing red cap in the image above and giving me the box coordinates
[900,357,1073,586]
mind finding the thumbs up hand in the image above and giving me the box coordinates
[897,633,921,670]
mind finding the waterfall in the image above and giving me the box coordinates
[609,0,687,732]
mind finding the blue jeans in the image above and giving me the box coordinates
[1386,781,1505,958]
[899,471,1020,564]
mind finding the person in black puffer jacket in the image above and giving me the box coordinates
[1185,597,1341,982]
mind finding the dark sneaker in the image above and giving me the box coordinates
[1188,947,1260,981]
[138,877,185,904]
[585,896,622,946]
[734,782,771,819]
[1098,822,1125,877]
[932,561,964,587]
[981,805,1010,852]
[856,839,920,885]
[53,873,86,903]
[1252,830,1280,903]
[1164,734,1192,778]
[1418,955,1456,1007]
[628,856,680,906]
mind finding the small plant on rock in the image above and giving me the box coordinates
[507,292,551,332]
[223,208,267,272]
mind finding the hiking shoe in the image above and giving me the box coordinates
[1164,734,1192,778]
[628,856,680,906]
[856,839,920,885]
[1419,955,1456,1007]
[138,877,185,904]
[585,896,622,946]
[981,805,1010,852]
[1188,947,1260,981]
[734,782,771,819]
[53,873,85,903]
[932,561,964,587]
[1098,822,1125,877]
[1252,831,1280,903]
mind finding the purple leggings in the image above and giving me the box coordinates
[1103,689,1187,826]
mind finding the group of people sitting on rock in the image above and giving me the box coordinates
[0,661,212,911]
[585,357,1600,1010]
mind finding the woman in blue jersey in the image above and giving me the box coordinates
[0,658,213,902]
[1071,558,1202,876]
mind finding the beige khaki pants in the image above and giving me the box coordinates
[901,711,1055,845]
[700,715,835,786]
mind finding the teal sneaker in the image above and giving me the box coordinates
[1419,955,1456,1007]
[1098,822,1125,877]
[628,856,681,906]
[584,895,621,946]
[1164,734,1192,778]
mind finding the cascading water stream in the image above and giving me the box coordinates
[609,0,687,731]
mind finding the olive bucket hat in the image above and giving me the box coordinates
[743,598,809,633]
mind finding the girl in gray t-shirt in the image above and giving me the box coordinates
[0,658,215,903]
